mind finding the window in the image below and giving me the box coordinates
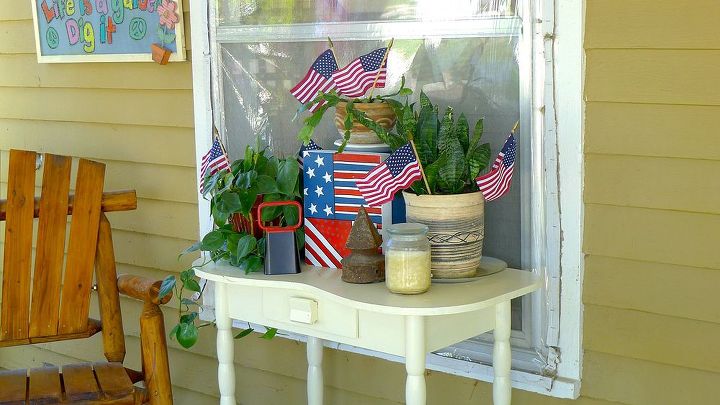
[190,0,583,398]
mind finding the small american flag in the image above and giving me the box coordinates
[290,49,339,112]
[332,48,387,98]
[356,144,422,207]
[200,138,230,193]
[476,134,517,201]
[297,139,322,169]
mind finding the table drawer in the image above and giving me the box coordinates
[262,288,358,339]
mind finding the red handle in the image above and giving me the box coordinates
[256,200,303,233]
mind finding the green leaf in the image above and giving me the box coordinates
[236,235,257,259]
[437,107,455,155]
[238,187,259,216]
[181,298,199,306]
[178,240,201,259]
[234,328,255,339]
[467,118,485,157]
[226,232,241,256]
[201,230,225,251]
[468,142,491,181]
[282,204,299,227]
[158,275,176,300]
[424,153,448,194]
[179,312,198,324]
[184,278,202,293]
[180,268,195,283]
[177,322,199,348]
[256,175,278,194]
[220,191,242,213]
[260,327,278,340]
[260,194,283,221]
[276,159,300,196]
[240,255,263,274]
[243,145,254,172]
[415,107,438,166]
[438,137,466,193]
[419,90,432,109]
[211,204,230,227]
[234,170,257,189]
[456,113,470,153]
[169,324,180,340]
[398,88,413,96]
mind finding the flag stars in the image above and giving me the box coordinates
[314,185,324,197]
[309,203,318,215]
[304,187,308,196]
[315,156,325,167]
[307,167,315,178]
[323,172,332,183]
[323,205,333,216]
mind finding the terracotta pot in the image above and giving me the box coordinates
[151,43,171,65]
[334,101,397,144]
[402,191,485,279]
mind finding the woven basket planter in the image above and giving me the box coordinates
[402,191,485,279]
[334,101,396,144]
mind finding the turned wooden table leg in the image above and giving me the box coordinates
[405,315,426,405]
[493,301,512,405]
[307,336,324,405]
[215,282,236,405]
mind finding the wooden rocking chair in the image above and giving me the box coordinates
[0,150,173,404]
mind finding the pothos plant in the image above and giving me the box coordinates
[351,91,493,194]
[296,76,413,152]
[158,145,302,348]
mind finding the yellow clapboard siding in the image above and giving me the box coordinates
[0,119,196,167]
[585,154,720,214]
[109,198,198,240]
[0,20,35,54]
[0,228,196,273]
[0,87,194,127]
[584,255,720,324]
[110,229,195,271]
[0,4,32,21]
[0,154,198,203]
[584,204,720,270]
[584,304,720,373]
[0,54,192,89]
[586,50,720,106]
[585,102,720,160]
[585,0,720,50]
[583,351,720,405]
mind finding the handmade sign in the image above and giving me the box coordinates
[30,0,186,63]
[302,150,403,269]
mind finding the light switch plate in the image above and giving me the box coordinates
[288,297,318,324]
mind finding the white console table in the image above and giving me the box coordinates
[196,263,541,405]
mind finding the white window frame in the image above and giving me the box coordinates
[190,0,583,398]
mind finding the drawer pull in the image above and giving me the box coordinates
[289,297,318,325]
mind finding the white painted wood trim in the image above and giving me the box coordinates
[551,0,584,392]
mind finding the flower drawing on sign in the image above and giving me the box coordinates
[152,0,179,64]
[158,0,179,30]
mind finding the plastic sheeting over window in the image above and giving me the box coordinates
[210,0,552,376]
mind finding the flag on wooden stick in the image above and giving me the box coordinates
[290,49,339,112]
[356,143,422,207]
[200,137,230,193]
[476,133,517,201]
[332,47,388,98]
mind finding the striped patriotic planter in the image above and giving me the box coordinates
[302,150,397,268]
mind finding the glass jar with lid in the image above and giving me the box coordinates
[385,223,432,294]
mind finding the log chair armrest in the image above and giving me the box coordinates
[117,274,173,305]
